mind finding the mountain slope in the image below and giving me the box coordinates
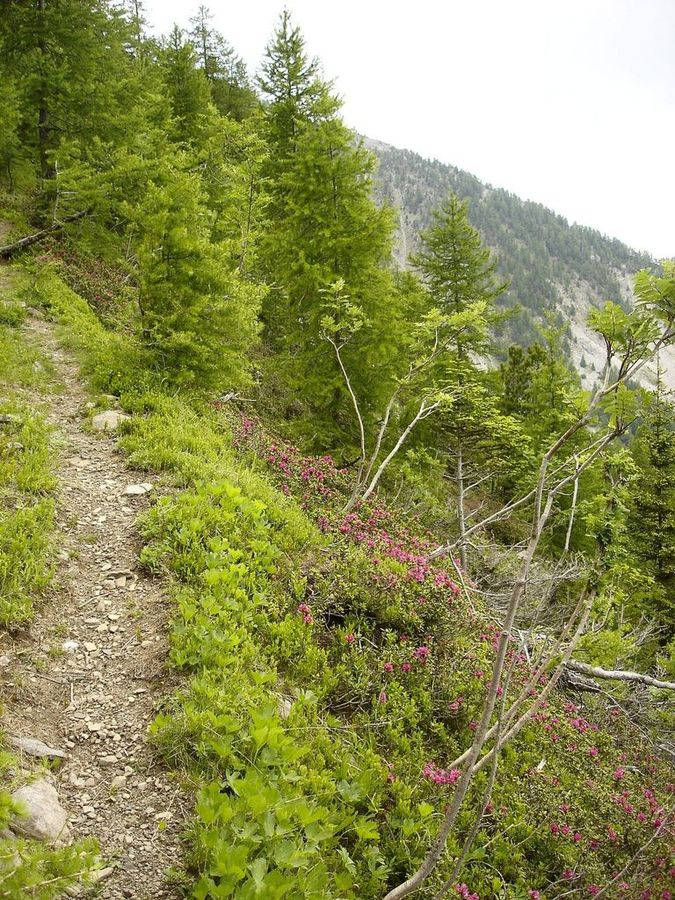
[365,137,675,386]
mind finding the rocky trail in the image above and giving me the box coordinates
[1,302,187,896]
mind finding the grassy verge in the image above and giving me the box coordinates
[0,269,98,896]
[31,263,675,899]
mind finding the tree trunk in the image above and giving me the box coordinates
[456,444,467,571]
[0,210,89,258]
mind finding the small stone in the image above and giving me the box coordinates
[111,775,126,789]
[101,755,117,765]
[83,642,97,653]
[7,736,68,760]
[62,639,79,653]
[123,483,151,497]
[10,779,70,844]
[91,410,130,432]
[153,810,173,821]
[278,697,293,720]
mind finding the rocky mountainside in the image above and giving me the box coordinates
[365,137,675,387]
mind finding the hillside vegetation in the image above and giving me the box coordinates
[1,2,674,898]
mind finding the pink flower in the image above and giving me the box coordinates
[560,824,571,836]
[423,762,461,785]
[383,662,394,674]
[607,826,618,843]
[589,746,599,757]
[529,892,541,900]
[468,720,478,731]
[562,869,575,880]
[378,690,387,704]
[613,767,625,781]
[345,633,355,644]
[550,823,560,835]
[588,887,600,897]
[449,697,463,713]
[400,662,412,673]
[560,803,570,813]
[573,832,582,843]
[414,645,430,661]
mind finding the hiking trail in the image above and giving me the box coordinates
[1,284,187,898]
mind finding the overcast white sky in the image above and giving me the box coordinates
[144,0,674,258]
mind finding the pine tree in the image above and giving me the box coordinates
[412,194,507,332]
[256,11,399,448]
[630,360,675,631]
[130,164,262,389]
[160,27,215,147]
[0,0,133,192]
[257,9,326,162]
[188,5,257,120]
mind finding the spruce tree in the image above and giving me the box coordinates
[188,5,257,120]
[256,11,399,449]
[412,194,507,331]
[630,361,675,630]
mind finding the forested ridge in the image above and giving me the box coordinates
[366,138,673,372]
[0,2,674,898]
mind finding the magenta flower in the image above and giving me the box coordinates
[400,662,412,673]
[613,767,625,781]
[588,888,600,897]
[383,662,394,674]
[378,690,387,704]
[414,645,430,662]
[562,869,575,880]
[529,892,541,900]
[423,762,461,785]
[573,832,582,843]
[589,746,599,757]
[345,633,355,644]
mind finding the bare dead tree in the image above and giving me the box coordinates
[321,281,478,512]
[383,295,675,899]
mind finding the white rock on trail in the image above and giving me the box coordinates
[91,410,129,432]
[123,482,153,496]
[10,779,70,844]
[7,736,68,760]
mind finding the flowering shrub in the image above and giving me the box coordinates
[38,273,675,899]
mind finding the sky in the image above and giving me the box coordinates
[143,0,674,259]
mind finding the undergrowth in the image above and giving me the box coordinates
[29,265,675,899]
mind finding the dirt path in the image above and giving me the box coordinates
[1,308,186,897]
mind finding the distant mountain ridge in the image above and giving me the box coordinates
[364,136,674,387]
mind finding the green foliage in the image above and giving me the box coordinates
[29,262,675,900]
[0,405,55,627]
[130,168,262,389]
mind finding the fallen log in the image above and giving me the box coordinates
[565,660,675,692]
[0,209,89,259]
